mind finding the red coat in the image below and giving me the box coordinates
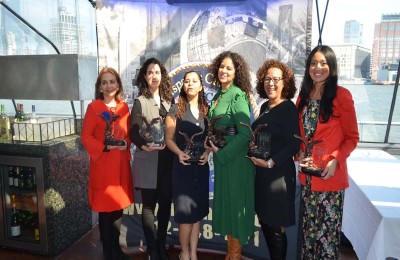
[81,99,133,212]
[296,86,359,191]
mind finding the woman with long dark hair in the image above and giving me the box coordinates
[165,71,210,260]
[130,58,174,260]
[296,45,359,259]
[207,51,255,259]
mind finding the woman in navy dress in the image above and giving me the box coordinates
[165,71,210,260]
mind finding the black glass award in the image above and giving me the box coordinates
[240,122,270,159]
[98,111,126,150]
[179,131,204,163]
[137,114,164,147]
[205,115,226,148]
[294,134,327,177]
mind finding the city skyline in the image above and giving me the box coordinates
[311,0,398,49]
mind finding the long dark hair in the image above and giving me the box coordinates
[135,57,173,102]
[210,51,252,98]
[95,67,124,101]
[298,45,338,123]
[176,70,209,119]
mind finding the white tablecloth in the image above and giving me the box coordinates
[343,149,400,260]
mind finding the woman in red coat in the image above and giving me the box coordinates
[81,67,133,260]
[296,45,359,259]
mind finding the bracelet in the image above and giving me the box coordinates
[267,158,274,168]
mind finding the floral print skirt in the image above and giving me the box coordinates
[298,176,345,259]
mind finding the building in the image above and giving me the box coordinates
[0,0,94,56]
[49,5,87,54]
[331,44,371,82]
[0,0,30,54]
[344,20,363,45]
[371,13,400,83]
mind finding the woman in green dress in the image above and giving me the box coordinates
[207,51,255,259]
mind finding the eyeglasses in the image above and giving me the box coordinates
[264,77,283,84]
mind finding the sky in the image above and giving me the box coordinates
[311,0,400,50]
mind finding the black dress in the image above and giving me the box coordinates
[168,104,210,224]
[252,100,300,226]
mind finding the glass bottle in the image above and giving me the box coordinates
[30,105,38,123]
[10,193,16,205]
[8,166,14,187]
[13,166,20,188]
[11,204,21,237]
[20,104,28,121]
[14,103,22,122]
[0,104,11,141]
[19,167,26,190]
[25,167,35,190]
[33,214,40,241]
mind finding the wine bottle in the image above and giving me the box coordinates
[30,105,38,123]
[14,103,22,122]
[8,166,14,187]
[0,104,11,141]
[33,214,40,241]
[25,168,35,190]
[10,193,16,205]
[11,205,21,237]
[20,104,28,121]
[19,167,26,190]
[13,167,20,188]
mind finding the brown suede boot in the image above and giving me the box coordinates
[225,235,232,260]
[226,235,242,260]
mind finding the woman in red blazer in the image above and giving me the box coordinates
[81,67,133,260]
[296,45,359,259]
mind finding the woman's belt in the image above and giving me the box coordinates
[224,125,238,136]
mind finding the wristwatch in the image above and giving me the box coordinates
[267,158,274,168]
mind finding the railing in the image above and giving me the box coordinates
[13,113,400,144]
[358,121,400,143]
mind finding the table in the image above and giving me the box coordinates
[343,149,400,260]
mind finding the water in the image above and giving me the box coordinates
[344,84,400,143]
[1,84,399,143]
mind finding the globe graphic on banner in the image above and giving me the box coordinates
[186,7,268,74]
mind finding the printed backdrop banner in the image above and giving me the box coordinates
[96,0,311,259]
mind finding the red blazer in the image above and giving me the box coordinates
[81,99,133,212]
[296,86,359,191]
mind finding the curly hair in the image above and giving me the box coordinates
[210,51,252,97]
[255,59,297,99]
[176,71,209,119]
[95,67,124,101]
[135,57,173,102]
[297,45,338,123]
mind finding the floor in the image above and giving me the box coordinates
[0,225,358,260]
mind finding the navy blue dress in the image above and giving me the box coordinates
[168,104,210,224]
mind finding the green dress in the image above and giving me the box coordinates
[208,84,255,244]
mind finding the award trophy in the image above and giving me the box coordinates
[294,134,327,177]
[137,114,164,147]
[179,131,204,163]
[98,111,126,151]
[205,115,226,148]
[240,122,270,160]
